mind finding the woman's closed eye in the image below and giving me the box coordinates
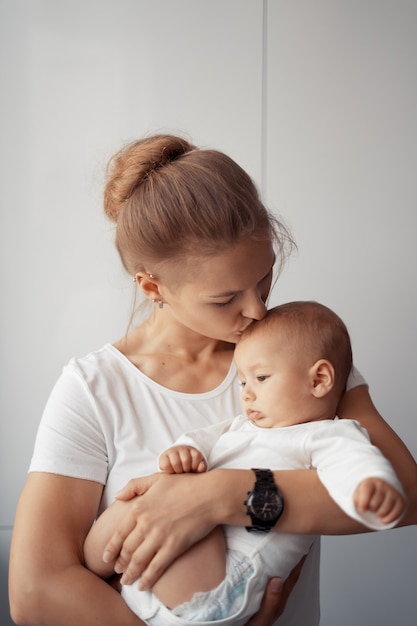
[215,297,235,307]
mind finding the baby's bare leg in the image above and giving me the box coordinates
[152,525,226,608]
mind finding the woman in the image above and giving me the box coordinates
[9,134,417,626]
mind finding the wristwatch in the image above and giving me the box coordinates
[244,468,284,533]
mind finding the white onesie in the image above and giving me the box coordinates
[121,415,403,625]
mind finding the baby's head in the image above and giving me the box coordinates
[234,301,353,427]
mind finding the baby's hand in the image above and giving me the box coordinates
[354,477,406,525]
[159,445,207,474]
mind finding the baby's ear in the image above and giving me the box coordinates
[310,359,334,398]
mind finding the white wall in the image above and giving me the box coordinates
[266,3,417,624]
[1,1,416,624]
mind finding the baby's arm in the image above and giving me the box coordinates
[158,445,207,474]
[354,477,406,525]
[311,418,406,529]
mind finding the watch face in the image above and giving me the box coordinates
[249,489,283,521]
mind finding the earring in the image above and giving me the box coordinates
[148,273,156,279]
[152,299,164,309]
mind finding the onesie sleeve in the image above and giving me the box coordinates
[29,364,108,484]
[157,416,237,468]
[308,419,405,530]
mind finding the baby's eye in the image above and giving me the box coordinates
[239,380,246,388]
[256,375,269,382]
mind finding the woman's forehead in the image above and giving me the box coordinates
[197,240,275,293]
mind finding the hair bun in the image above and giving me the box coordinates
[104,134,195,222]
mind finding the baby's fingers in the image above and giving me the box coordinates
[166,447,205,473]
[158,453,179,474]
[378,490,406,524]
[354,480,375,512]
[189,449,206,473]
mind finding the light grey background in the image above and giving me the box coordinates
[1,1,416,624]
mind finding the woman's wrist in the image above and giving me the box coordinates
[202,468,254,526]
[206,467,365,535]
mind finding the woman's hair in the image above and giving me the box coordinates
[244,301,353,398]
[104,134,295,282]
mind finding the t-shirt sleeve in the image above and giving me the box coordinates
[29,365,108,484]
[347,365,367,391]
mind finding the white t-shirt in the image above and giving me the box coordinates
[29,344,366,626]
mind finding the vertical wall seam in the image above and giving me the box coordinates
[261,0,268,196]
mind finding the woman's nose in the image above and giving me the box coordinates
[241,290,267,321]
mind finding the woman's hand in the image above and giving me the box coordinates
[104,471,307,625]
[245,578,284,626]
[103,472,218,588]
[245,555,307,626]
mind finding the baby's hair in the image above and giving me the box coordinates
[104,134,295,282]
[243,301,353,397]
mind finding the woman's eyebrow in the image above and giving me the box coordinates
[206,289,240,299]
[206,264,275,299]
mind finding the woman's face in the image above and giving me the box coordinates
[160,239,276,344]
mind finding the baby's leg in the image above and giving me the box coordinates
[152,526,226,609]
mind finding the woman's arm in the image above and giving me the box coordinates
[337,384,417,525]
[268,385,417,533]
[103,386,417,590]
[9,473,145,626]
[272,386,417,534]
[84,480,292,626]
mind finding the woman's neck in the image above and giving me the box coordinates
[114,313,234,393]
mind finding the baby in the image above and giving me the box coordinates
[84,301,405,626]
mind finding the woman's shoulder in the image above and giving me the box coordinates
[64,343,136,385]
[347,365,367,390]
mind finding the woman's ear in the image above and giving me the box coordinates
[310,359,335,398]
[134,272,162,302]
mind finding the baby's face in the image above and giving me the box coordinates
[234,331,314,428]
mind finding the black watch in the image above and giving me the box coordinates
[244,468,284,533]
